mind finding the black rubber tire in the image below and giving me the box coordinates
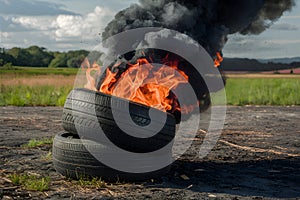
[53,132,172,182]
[62,88,176,153]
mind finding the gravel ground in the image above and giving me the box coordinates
[0,106,299,200]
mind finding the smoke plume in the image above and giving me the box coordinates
[102,0,295,56]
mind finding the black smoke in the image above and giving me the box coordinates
[102,0,295,56]
[97,0,295,119]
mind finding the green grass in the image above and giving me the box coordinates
[225,78,300,106]
[22,138,53,148]
[0,67,299,107]
[0,67,78,76]
[41,151,52,160]
[77,177,106,188]
[0,85,72,106]
[9,173,50,192]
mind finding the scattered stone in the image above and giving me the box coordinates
[186,184,193,189]
[194,169,205,172]
[180,175,190,180]
[268,170,281,173]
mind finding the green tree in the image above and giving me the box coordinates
[3,46,101,68]
[0,59,4,66]
[26,46,54,67]
[6,47,31,66]
[65,50,89,68]
[67,56,85,68]
[0,51,16,66]
[3,62,13,69]
[48,52,68,68]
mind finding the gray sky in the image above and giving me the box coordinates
[0,0,299,59]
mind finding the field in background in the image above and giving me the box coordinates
[225,73,300,79]
[0,68,299,106]
[225,78,300,105]
[0,75,76,88]
[0,84,73,106]
[0,68,76,106]
[0,67,78,76]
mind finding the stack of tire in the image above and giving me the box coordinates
[52,88,176,181]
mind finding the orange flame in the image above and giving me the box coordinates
[81,58,101,91]
[100,58,188,112]
[83,56,194,113]
[214,52,223,67]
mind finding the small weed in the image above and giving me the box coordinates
[25,176,50,191]
[77,177,106,188]
[22,138,53,148]
[9,173,26,186]
[42,151,52,160]
[9,173,50,192]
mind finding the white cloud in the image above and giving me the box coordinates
[282,15,300,19]
[54,15,83,37]
[263,39,300,45]
[0,32,9,38]
[271,23,298,31]
[0,31,11,41]
[10,6,113,42]
[54,6,113,40]
[0,0,77,16]
[11,16,56,31]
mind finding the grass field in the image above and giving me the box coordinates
[225,78,300,105]
[0,68,76,106]
[0,67,78,76]
[0,68,299,106]
[0,85,72,106]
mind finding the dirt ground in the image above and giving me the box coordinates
[0,106,299,200]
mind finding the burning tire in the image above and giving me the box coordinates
[52,132,172,181]
[62,88,176,153]
[95,49,219,120]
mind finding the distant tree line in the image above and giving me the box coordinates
[0,46,102,68]
[2,46,299,71]
[221,58,300,72]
